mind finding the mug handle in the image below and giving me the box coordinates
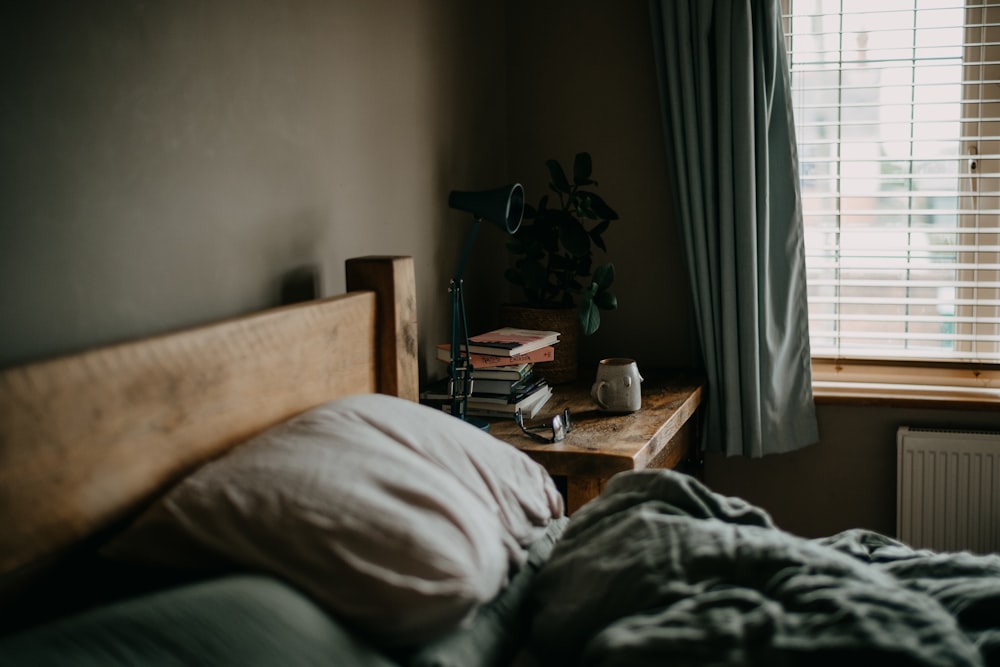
[591,380,610,409]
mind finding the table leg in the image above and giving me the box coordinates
[566,477,605,514]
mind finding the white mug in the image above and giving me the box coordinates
[591,358,643,413]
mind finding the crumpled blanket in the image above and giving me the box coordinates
[527,469,1000,667]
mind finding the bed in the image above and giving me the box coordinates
[1,255,998,667]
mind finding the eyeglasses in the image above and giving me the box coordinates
[514,408,572,444]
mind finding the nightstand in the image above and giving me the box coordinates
[487,370,704,513]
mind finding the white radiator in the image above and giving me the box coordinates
[897,426,1000,554]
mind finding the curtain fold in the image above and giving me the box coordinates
[649,0,818,457]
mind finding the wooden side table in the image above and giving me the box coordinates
[487,370,704,513]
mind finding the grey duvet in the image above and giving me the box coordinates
[526,469,1000,667]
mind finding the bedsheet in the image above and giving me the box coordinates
[526,469,1000,667]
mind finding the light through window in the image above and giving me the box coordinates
[785,0,1000,366]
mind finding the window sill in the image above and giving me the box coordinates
[812,381,1000,410]
[811,359,1000,410]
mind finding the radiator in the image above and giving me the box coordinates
[896,426,1000,554]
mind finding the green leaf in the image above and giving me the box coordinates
[578,299,601,336]
[589,219,611,252]
[576,196,596,220]
[593,263,615,291]
[594,290,618,310]
[559,220,591,257]
[539,225,561,255]
[590,219,611,236]
[519,259,548,291]
[506,152,620,314]
[549,253,576,271]
[525,242,546,261]
[577,191,619,220]
[512,235,545,259]
[544,208,576,226]
[573,152,593,185]
[546,160,571,194]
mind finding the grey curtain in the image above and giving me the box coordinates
[649,0,818,457]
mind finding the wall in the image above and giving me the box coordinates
[705,403,1000,539]
[505,0,695,371]
[0,0,510,379]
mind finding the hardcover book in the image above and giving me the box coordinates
[419,375,546,403]
[467,372,540,397]
[463,327,560,357]
[435,344,555,368]
[441,384,553,420]
[469,362,534,382]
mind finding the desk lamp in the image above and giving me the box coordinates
[447,183,524,430]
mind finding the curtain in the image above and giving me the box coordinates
[649,0,818,457]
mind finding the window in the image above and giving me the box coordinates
[785,1,1000,398]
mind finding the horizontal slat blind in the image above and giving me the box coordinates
[786,0,1000,365]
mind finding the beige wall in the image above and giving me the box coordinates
[705,404,1000,538]
[0,0,511,379]
[506,1,695,372]
[2,2,995,538]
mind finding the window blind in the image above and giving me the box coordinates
[785,0,1000,366]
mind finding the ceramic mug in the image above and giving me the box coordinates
[591,358,643,413]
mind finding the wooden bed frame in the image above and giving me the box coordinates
[0,256,418,598]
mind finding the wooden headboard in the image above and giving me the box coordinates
[0,256,418,588]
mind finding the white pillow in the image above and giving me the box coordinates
[103,394,564,646]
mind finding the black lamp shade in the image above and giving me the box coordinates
[448,183,524,234]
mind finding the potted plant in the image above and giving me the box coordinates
[505,151,619,334]
[502,152,619,382]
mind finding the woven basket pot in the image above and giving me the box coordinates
[499,304,579,384]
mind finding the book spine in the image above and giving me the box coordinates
[470,380,515,396]
[436,388,552,419]
[466,328,560,356]
[469,379,546,405]
[470,363,532,381]
[438,345,554,368]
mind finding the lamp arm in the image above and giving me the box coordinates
[449,219,482,420]
[452,219,482,283]
[448,278,470,419]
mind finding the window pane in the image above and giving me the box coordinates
[787,0,1000,364]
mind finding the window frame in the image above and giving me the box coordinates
[811,357,1000,407]
[784,0,1000,407]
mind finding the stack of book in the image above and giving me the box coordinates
[423,327,559,419]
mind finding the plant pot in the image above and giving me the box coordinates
[499,304,579,384]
